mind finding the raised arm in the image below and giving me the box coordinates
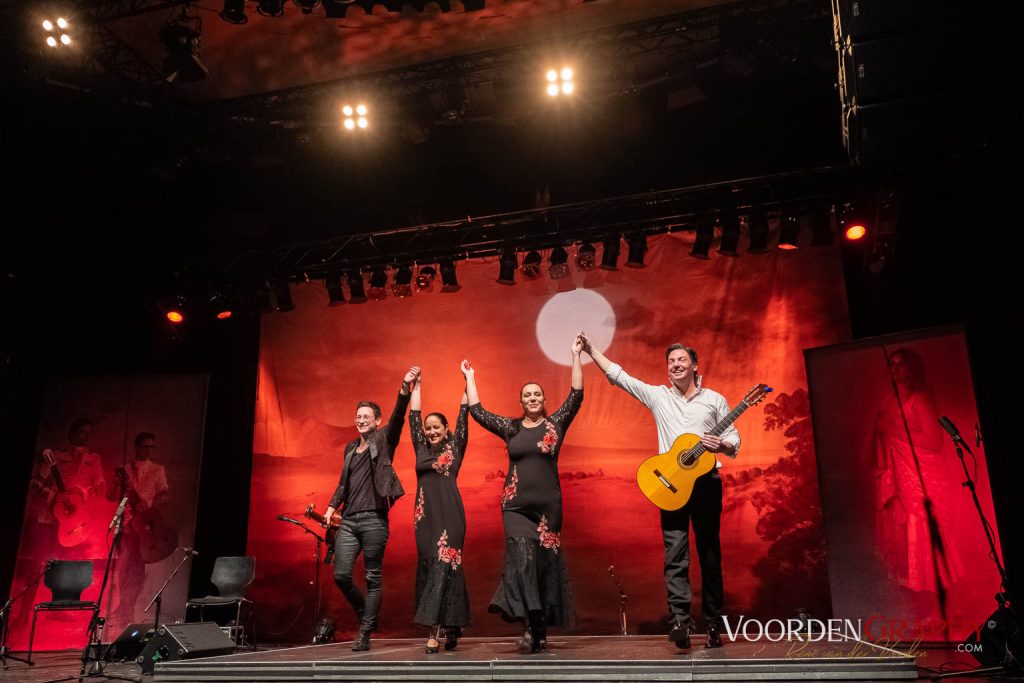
[580,331,656,407]
[408,376,427,450]
[462,360,481,406]
[580,331,613,374]
[453,399,470,457]
[385,366,419,453]
[571,333,584,390]
[462,360,514,438]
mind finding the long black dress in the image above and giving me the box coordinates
[409,405,470,628]
[469,387,583,628]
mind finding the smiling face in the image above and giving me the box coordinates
[666,348,697,391]
[520,383,546,419]
[354,406,382,436]
[424,414,448,445]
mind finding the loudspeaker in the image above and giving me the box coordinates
[964,606,1024,672]
[105,623,155,662]
[137,622,236,674]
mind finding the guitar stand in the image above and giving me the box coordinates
[0,561,51,669]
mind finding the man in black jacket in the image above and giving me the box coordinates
[324,366,419,650]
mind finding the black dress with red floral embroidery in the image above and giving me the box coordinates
[409,405,470,628]
[469,387,583,628]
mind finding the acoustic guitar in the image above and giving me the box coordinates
[114,467,179,564]
[42,449,96,547]
[635,384,772,511]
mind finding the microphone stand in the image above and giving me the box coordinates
[144,548,196,631]
[934,417,1017,678]
[78,510,125,680]
[607,566,629,636]
[277,515,326,644]
[1,561,50,669]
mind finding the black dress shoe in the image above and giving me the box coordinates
[444,627,460,651]
[705,624,723,649]
[352,629,371,651]
[668,621,692,649]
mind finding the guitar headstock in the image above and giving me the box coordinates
[742,384,773,407]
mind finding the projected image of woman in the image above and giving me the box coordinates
[460,334,584,653]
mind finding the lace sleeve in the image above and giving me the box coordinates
[453,404,470,457]
[469,403,514,440]
[549,387,584,431]
[408,410,428,451]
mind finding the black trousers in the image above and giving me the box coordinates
[660,470,724,629]
[333,511,389,631]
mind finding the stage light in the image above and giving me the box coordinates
[415,266,436,292]
[161,295,188,325]
[43,19,53,30]
[521,251,542,279]
[42,15,73,48]
[778,213,800,250]
[257,0,285,15]
[600,236,620,270]
[576,243,596,271]
[392,265,413,298]
[220,0,248,23]
[497,250,518,285]
[439,260,461,293]
[60,33,71,45]
[342,103,369,131]
[274,281,295,311]
[545,65,574,97]
[747,209,769,253]
[625,232,647,268]
[691,219,714,260]
[347,271,367,303]
[548,247,570,279]
[845,224,867,240]
[166,310,184,324]
[718,215,740,256]
[368,268,388,300]
[57,17,68,28]
[838,202,870,242]
[325,276,346,306]
[209,292,233,319]
[47,36,57,47]
[159,10,208,83]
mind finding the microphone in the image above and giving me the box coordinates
[179,547,199,556]
[938,416,973,453]
[277,514,304,526]
[109,496,128,531]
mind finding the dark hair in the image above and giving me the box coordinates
[68,417,94,438]
[890,348,927,391]
[134,432,156,448]
[665,343,698,364]
[356,401,382,420]
[424,412,449,428]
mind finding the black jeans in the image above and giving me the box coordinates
[333,511,389,631]
[660,470,724,629]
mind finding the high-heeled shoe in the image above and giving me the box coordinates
[516,627,533,653]
[426,626,441,654]
[443,626,460,651]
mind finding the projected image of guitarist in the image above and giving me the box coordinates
[107,431,177,627]
[580,336,758,651]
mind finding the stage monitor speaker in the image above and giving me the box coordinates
[964,606,1024,673]
[137,622,236,674]
[105,623,155,662]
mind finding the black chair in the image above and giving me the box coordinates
[27,560,97,665]
[185,556,255,646]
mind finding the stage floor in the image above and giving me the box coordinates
[151,634,917,681]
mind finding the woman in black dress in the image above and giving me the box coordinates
[460,335,584,653]
[408,373,470,653]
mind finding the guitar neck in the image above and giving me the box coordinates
[708,401,750,437]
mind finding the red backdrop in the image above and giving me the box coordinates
[248,230,850,640]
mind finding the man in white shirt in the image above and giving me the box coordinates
[581,337,739,649]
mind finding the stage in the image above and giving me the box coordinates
[150,634,917,682]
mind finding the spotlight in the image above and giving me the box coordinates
[625,232,647,268]
[839,202,869,242]
[548,247,570,279]
[691,218,714,260]
[347,271,367,303]
[368,268,388,300]
[220,0,248,23]
[274,281,295,311]
[778,213,800,250]
[575,243,596,271]
[257,0,285,15]
[325,276,346,306]
[718,215,741,256]
[521,251,542,279]
[392,265,413,298]
[545,65,574,97]
[342,103,369,131]
[497,250,518,285]
[209,292,234,319]
[159,10,208,83]
[415,266,436,292]
[600,236,621,270]
[845,224,867,241]
[747,209,769,253]
[166,310,184,324]
[439,260,461,293]
[42,16,73,48]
